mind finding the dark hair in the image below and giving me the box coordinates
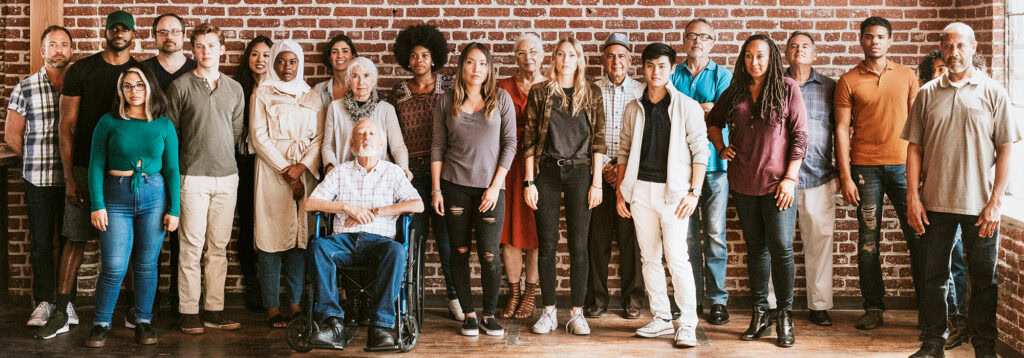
[111,64,167,120]
[860,16,892,37]
[189,22,223,45]
[234,36,273,96]
[641,42,676,65]
[40,25,72,45]
[684,18,713,32]
[786,31,815,47]
[918,49,943,82]
[393,23,449,73]
[720,34,789,126]
[152,13,185,37]
[321,34,358,69]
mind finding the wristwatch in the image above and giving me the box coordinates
[371,207,380,215]
[523,180,535,188]
[687,187,700,198]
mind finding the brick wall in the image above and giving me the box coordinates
[998,223,1024,355]
[0,0,1000,306]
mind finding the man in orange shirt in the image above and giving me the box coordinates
[834,16,922,332]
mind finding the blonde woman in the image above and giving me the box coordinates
[522,36,606,335]
[248,39,325,328]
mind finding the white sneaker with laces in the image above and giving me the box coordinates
[448,299,465,321]
[635,317,675,338]
[66,303,79,325]
[27,302,53,327]
[566,311,591,335]
[674,325,698,347]
[531,308,558,334]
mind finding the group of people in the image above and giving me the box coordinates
[5,9,1018,358]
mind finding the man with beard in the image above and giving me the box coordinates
[834,16,922,331]
[51,10,139,338]
[5,25,76,339]
[142,14,196,91]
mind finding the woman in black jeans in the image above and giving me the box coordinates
[522,36,606,336]
[431,42,516,337]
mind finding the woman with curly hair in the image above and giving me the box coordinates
[388,23,463,321]
[707,34,807,348]
[312,34,358,109]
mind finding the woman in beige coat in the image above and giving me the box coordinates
[248,39,324,327]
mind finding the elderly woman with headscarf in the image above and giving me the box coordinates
[248,39,325,328]
[321,56,409,175]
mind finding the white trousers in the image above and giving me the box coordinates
[767,180,837,310]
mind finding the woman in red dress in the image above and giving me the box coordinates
[495,34,546,320]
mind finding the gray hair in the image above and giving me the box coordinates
[941,22,976,44]
[344,56,378,88]
[514,33,542,50]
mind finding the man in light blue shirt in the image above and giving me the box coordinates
[670,18,733,325]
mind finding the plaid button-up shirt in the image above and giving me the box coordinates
[7,68,64,187]
[309,160,420,238]
[786,68,838,188]
[595,76,641,164]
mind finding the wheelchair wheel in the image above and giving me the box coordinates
[286,315,313,353]
[398,316,419,352]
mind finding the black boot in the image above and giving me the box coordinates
[776,309,795,347]
[366,326,397,351]
[740,306,773,341]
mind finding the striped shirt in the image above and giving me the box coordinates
[595,76,641,163]
[309,160,420,238]
[7,68,64,186]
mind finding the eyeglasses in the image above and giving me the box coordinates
[685,32,714,41]
[120,83,147,92]
[516,50,540,58]
[155,29,183,36]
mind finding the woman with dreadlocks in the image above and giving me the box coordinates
[707,34,807,348]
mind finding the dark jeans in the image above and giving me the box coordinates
[535,161,591,307]
[236,154,260,293]
[441,180,505,317]
[851,165,923,314]
[311,232,406,328]
[733,191,797,311]
[24,180,64,304]
[257,248,305,309]
[411,172,457,300]
[919,212,998,350]
[947,227,967,316]
[585,183,644,309]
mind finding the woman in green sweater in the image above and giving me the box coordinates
[85,64,180,348]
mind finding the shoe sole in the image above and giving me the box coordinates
[137,337,159,345]
[944,336,968,350]
[27,321,46,327]
[181,327,205,334]
[707,318,730,325]
[203,322,242,330]
[85,340,106,348]
[35,324,70,340]
[460,328,479,336]
[482,328,504,336]
[569,329,590,336]
[68,317,79,325]
[531,328,552,334]
[636,328,674,338]
[675,340,697,348]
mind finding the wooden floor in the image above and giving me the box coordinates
[0,305,979,357]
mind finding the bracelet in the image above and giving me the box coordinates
[782,176,797,183]
[592,184,602,190]
[431,189,442,194]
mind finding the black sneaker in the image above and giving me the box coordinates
[135,323,158,345]
[179,313,205,334]
[460,317,480,336]
[35,309,70,340]
[311,317,346,349]
[85,325,109,348]
[480,317,504,336]
[202,311,241,330]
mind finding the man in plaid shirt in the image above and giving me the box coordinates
[305,119,424,351]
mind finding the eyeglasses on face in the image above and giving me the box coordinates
[685,32,714,41]
[155,29,183,36]
[120,83,147,92]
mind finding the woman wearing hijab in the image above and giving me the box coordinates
[248,39,325,328]
[321,56,409,174]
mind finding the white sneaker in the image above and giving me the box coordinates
[531,308,558,334]
[566,311,590,335]
[636,318,675,338]
[674,325,698,348]
[448,299,465,321]
[66,303,79,326]
[27,302,53,327]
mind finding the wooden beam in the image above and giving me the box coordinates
[29,0,63,73]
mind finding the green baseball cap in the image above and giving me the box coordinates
[105,10,135,31]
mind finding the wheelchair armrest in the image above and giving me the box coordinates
[313,211,335,240]
[396,213,413,244]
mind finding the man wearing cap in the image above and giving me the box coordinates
[670,18,733,325]
[584,33,646,320]
[53,9,140,338]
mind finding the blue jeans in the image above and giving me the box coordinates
[686,171,730,306]
[93,174,167,326]
[411,172,457,300]
[257,248,305,309]
[24,180,65,304]
[946,227,967,316]
[733,191,798,310]
[851,165,923,313]
[311,232,406,328]
[919,212,998,350]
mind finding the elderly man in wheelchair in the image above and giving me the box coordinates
[304,119,424,351]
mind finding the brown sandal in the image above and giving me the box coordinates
[499,281,522,319]
[514,282,539,319]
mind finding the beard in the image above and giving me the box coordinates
[159,41,181,55]
[107,36,131,51]
[354,145,380,158]
[45,56,69,69]
[945,56,971,74]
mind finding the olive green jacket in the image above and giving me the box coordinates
[522,81,607,175]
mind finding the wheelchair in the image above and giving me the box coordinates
[286,212,424,353]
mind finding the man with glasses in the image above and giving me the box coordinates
[670,18,733,325]
[50,9,140,339]
[142,14,196,91]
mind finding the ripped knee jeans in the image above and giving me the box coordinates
[440,180,505,316]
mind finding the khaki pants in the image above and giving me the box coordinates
[178,174,239,314]
[767,180,837,310]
